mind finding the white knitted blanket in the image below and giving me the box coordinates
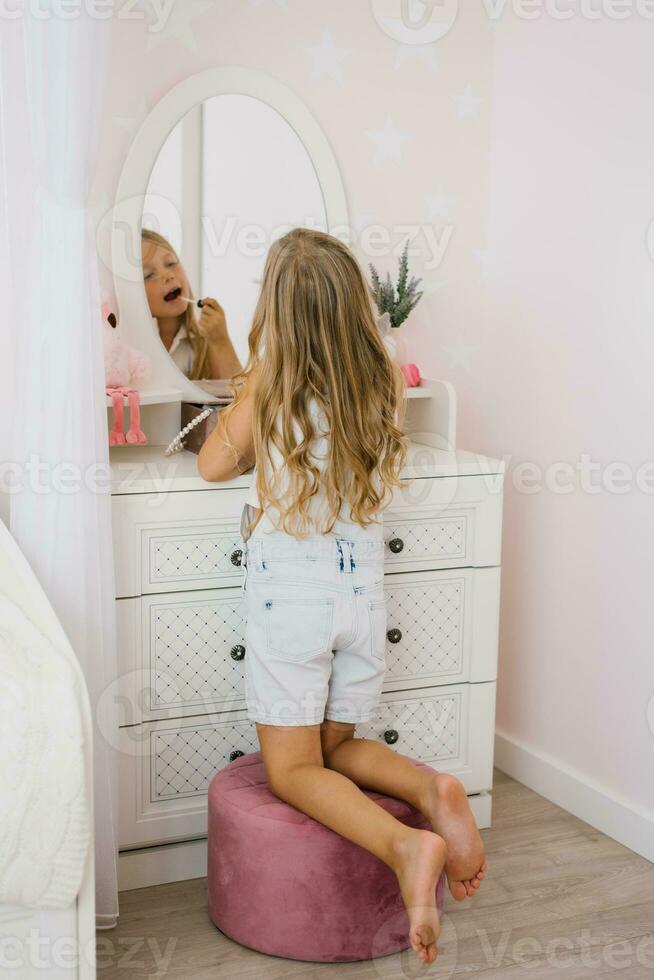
[0,594,90,908]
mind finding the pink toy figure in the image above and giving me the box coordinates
[401,362,421,387]
[102,302,151,446]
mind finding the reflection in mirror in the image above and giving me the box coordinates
[141,93,328,380]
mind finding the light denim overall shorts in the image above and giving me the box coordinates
[239,502,387,726]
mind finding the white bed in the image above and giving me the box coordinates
[0,517,95,979]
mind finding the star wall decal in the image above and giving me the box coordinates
[145,0,214,54]
[425,186,456,221]
[394,44,439,71]
[304,30,353,85]
[366,116,414,165]
[453,83,483,119]
[442,334,478,371]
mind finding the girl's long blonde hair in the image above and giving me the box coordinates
[141,228,211,380]
[216,227,409,537]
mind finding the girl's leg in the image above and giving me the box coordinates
[255,721,447,967]
[320,721,487,902]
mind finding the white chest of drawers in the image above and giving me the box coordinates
[109,380,505,887]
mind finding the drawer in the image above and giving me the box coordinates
[383,473,504,571]
[118,706,259,848]
[116,589,249,723]
[358,683,496,791]
[112,475,504,599]
[383,567,500,689]
[112,488,248,598]
[116,565,500,723]
[118,682,495,848]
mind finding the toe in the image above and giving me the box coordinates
[411,924,437,963]
[448,879,468,901]
[421,924,436,946]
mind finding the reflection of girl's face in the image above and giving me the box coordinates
[142,242,191,318]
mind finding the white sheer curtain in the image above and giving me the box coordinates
[0,11,119,927]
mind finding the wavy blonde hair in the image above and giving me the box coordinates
[216,227,409,537]
[141,228,211,380]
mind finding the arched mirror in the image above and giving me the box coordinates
[141,94,328,381]
[109,68,349,404]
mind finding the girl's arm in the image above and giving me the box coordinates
[197,297,242,378]
[206,334,242,379]
[197,367,259,483]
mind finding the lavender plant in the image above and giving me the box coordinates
[369,240,424,328]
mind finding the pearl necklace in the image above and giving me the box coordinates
[165,407,215,456]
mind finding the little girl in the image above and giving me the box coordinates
[141,229,242,379]
[198,228,486,967]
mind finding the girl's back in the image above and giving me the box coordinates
[243,395,384,540]
[214,226,408,543]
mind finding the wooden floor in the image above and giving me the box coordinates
[97,770,654,979]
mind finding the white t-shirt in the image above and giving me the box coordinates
[167,324,195,376]
[245,397,386,533]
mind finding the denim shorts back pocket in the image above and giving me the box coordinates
[264,595,334,663]
[368,597,387,661]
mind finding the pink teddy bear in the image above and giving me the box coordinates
[103,302,151,446]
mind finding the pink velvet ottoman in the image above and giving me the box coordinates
[207,750,446,963]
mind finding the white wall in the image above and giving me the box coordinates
[485,11,654,855]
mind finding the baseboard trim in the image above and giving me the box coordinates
[469,792,492,830]
[118,838,208,892]
[495,729,654,863]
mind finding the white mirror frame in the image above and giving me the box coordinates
[111,66,350,404]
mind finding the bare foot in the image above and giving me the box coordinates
[390,828,448,966]
[421,772,487,901]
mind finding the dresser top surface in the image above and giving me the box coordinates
[110,440,505,496]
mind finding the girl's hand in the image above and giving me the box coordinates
[197,297,228,345]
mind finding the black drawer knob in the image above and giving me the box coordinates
[229,749,245,762]
[387,628,402,644]
[388,537,404,554]
[384,729,399,745]
[230,644,246,661]
[230,549,243,566]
